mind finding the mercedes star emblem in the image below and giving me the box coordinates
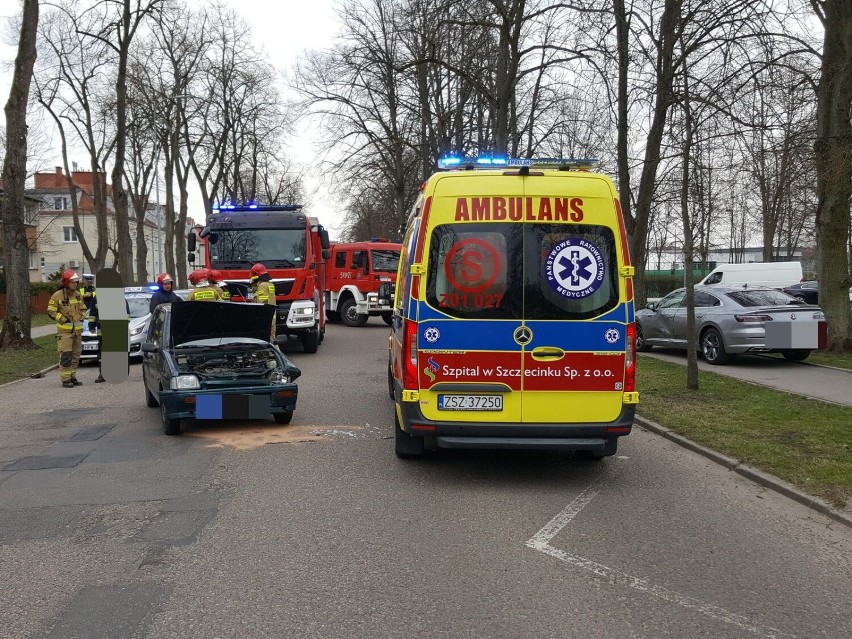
[513,326,532,345]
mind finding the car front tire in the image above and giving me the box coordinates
[161,402,181,436]
[273,410,293,424]
[782,349,811,362]
[701,327,729,365]
[381,312,393,326]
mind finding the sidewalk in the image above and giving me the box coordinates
[643,350,852,406]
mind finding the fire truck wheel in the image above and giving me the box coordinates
[341,298,369,327]
[326,310,341,323]
[381,312,393,326]
[302,330,319,353]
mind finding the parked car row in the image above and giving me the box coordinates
[781,281,852,305]
[636,285,825,364]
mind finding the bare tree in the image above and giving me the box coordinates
[0,0,39,350]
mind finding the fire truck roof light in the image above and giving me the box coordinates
[211,202,304,212]
[436,156,598,171]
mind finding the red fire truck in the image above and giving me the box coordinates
[187,203,331,352]
[325,240,402,326]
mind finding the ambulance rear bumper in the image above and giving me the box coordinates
[397,398,634,452]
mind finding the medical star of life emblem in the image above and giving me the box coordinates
[424,327,440,343]
[605,328,620,344]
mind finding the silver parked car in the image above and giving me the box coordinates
[636,285,824,364]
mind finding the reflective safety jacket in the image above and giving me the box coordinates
[252,281,276,305]
[47,288,86,333]
[215,285,231,301]
[186,286,223,302]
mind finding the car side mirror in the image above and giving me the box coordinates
[141,342,158,353]
[646,302,656,311]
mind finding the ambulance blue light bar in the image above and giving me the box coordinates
[437,156,598,171]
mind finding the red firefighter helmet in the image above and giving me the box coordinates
[249,263,268,281]
[157,272,174,286]
[188,269,209,286]
[61,269,80,287]
[209,269,222,284]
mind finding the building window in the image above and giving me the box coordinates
[29,251,38,269]
[62,226,78,243]
[54,196,67,210]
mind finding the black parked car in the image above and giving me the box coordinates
[141,301,301,435]
[782,281,819,305]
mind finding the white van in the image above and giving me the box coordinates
[699,262,802,289]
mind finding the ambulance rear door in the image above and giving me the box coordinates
[417,174,524,424]
[520,174,628,424]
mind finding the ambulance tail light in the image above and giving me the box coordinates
[625,323,636,392]
[402,319,419,389]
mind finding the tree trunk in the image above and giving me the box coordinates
[813,0,852,352]
[111,0,135,283]
[0,0,39,351]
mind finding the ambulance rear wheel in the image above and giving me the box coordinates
[394,412,423,458]
[341,298,368,327]
[381,312,393,326]
[387,364,395,400]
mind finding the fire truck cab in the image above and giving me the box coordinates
[188,203,331,353]
[325,240,402,327]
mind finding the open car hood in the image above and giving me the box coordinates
[170,301,275,346]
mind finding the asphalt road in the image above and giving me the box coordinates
[2,320,851,639]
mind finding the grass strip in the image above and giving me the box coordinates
[0,335,58,385]
[637,355,852,509]
[804,350,852,371]
[0,314,54,329]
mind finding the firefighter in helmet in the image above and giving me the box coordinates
[186,268,223,301]
[250,263,276,342]
[208,269,231,301]
[46,270,86,388]
[81,273,96,313]
[149,272,182,313]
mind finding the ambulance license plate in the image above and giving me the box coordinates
[438,395,503,411]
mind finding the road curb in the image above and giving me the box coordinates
[635,414,852,531]
[0,363,59,390]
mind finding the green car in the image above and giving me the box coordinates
[141,301,301,435]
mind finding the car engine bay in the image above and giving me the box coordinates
[176,347,281,379]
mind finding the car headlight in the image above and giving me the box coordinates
[170,374,200,390]
[269,371,290,384]
[129,325,145,336]
[368,294,378,302]
[297,306,313,315]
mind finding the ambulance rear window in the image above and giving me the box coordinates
[426,223,619,320]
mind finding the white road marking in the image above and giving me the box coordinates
[526,485,794,639]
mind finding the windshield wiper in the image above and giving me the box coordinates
[213,260,253,268]
[267,259,296,267]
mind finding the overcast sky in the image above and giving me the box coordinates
[0,0,347,236]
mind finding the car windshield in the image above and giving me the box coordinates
[726,289,799,307]
[371,249,400,273]
[209,228,306,268]
[126,296,151,318]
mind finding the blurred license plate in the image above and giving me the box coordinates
[82,342,98,351]
[438,394,502,411]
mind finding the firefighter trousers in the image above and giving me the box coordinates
[56,330,82,381]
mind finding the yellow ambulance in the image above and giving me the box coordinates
[387,157,638,458]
